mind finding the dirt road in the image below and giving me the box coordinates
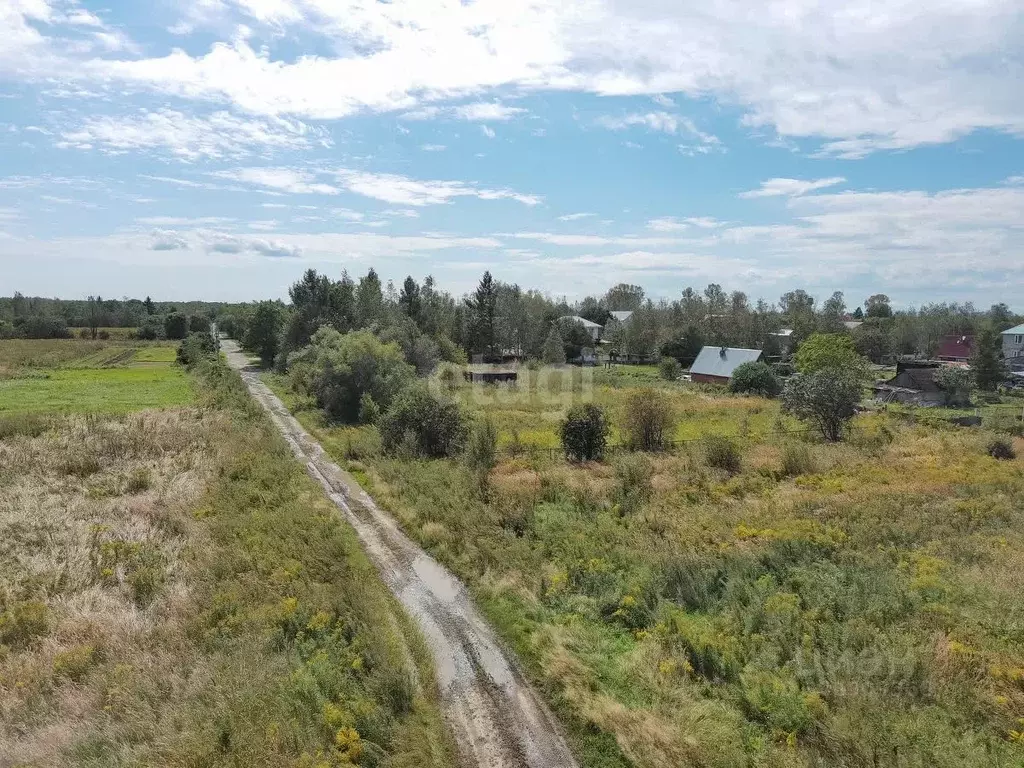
[222,340,579,768]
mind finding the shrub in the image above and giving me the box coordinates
[542,326,567,365]
[621,388,675,452]
[780,442,815,477]
[466,416,498,474]
[703,435,741,473]
[164,312,189,341]
[659,357,682,381]
[293,328,415,424]
[0,600,50,649]
[782,368,861,442]
[243,301,286,367]
[615,453,653,515]
[559,403,610,461]
[176,331,217,368]
[358,393,381,425]
[53,644,101,681]
[935,366,974,407]
[729,361,781,398]
[125,467,152,494]
[987,437,1016,460]
[379,384,467,458]
[137,317,164,340]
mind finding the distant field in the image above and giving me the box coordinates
[0,339,191,414]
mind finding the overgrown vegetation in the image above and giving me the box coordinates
[0,345,453,767]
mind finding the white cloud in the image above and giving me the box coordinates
[57,109,328,160]
[330,169,540,206]
[420,143,446,151]
[646,216,688,232]
[331,208,365,221]
[453,102,526,122]
[5,0,1020,154]
[597,111,722,151]
[480,125,496,139]
[558,212,595,221]
[139,215,235,227]
[740,177,847,198]
[212,167,341,195]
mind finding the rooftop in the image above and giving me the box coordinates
[689,346,763,379]
[558,315,603,329]
[1002,323,1024,336]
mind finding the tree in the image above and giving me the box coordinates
[604,283,645,311]
[728,362,781,397]
[865,294,893,319]
[189,313,210,333]
[290,328,414,423]
[542,326,566,364]
[935,366,974,407]
[356,268,384,328]
[819,291,847,333]
[87,295,101,339]
[661,326,704,367]
[990,303,1014,331]
[621,388,675,452]
[379,383,468,459]
[465,271,498,361]
[971,327,1006,391]
[782,369,861,442]
[164,312,189,341]
[560,403,610,461]
[399,276,422,325]
[659,357,681,381]
[794,333,866,376]
[243,301,285,366]
[852,322,890,363]
[555,318,593,362]
[144,296,155,315]
[852,306,864,320]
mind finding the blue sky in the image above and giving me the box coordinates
[1,0,1022,307]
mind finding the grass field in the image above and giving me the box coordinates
[0,355,453,767]
[265,370,1024,768]
[0,339,191,415]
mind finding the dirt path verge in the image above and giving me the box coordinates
[222,340,579,768]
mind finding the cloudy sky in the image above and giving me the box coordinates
[1,0,1022,306]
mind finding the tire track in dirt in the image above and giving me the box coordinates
[222,340,579,768]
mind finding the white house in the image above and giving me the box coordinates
[1002,323,1024,362]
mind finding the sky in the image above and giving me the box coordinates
[0,0,1022,308]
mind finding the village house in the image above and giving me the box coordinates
[873,361,947,406]
[689,346,763,385]
[557,315,603,343]
[1002,324,1024,363]
[935,334,973,364]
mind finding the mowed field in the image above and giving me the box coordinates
[0,340,454,767]
[0,339,192,415]
[266,367,1024,768]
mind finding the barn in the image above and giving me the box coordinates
[689,346,764,385]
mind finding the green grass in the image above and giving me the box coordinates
[132,345,179,363]
[267,368,1024,768]
[0,365,192,415]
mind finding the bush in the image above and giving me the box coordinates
[164,312,189,341]
[466,416,498,474]
[729,361,781,398]
[176,331,217,368]
[782,368,861,442]
[780,442,815,477]
[794,333,866,376]
[703,435,741,473]
[137,317,164,340]
[379,384,467,458]
[615,453,653,515]
[987,437,1016,460]
[560,403,610,461]
[0,600,49,649]
[622,388,675,452]
[659,357,682,381]
[292,328,415,424]
[358,393,381,425]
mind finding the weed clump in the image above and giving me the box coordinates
[987,437,1016,460]
[780,442,815,477]
[703,435,742,474]
[622,388,675,452]
[560,403,610,462]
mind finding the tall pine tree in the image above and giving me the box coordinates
[465,271,498,361]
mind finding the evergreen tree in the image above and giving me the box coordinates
[971,327,1005,391]
[356,268,384,328]
[465,271,498,361]
[144,296,155,315]
[542,326,566,364]
[399,276,422,325]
